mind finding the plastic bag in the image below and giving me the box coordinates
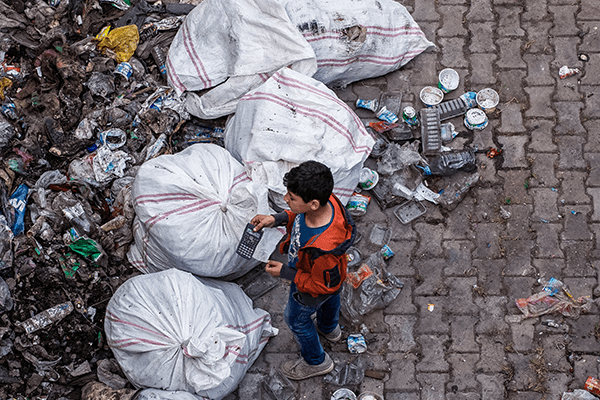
[340,252,404,323]
[8,183,28,236]
[561,390,599,400]
[127,143,284,279]
[167,0,317,119]
[514,278,592,321]
[105,269,278,400]
[96,25,140,63]
[377,141,425,176]
[279,0,434,87]
[224,68,375,206]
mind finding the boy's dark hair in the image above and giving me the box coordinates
[283,161,333,207]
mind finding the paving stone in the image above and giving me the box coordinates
[557,136,588,169]
[533,222,564,258]
[469,54,498,85]
[524,87,556,118]
[417,373,449,400]
[439,37,468,69]
[589,189,600,221]
[477,373,507,399]
[386,241,417,277]
[384,278,418,315]
[474,188,504,221]
[443,197,475,240]
[447,353,480,391]
[468,23,496,55]
[415,259,448,296]
[359,378,385,399]
[408,52,439,87]
[567,315,600,353]
[496,6,525,36]
[387,354,420,390]
[509,317,536,352]
[507,392,542,400]
[386,69,414,94]
[496,38,527,69]
[578,0,600,19]
[472,128,496,150]
[438,6,468,37]
[504,276,537,314]
[571,354,600,389]
[522,21,552,52]
[466,0,494,20]
[579,22,600,54]
[497,135,528,167]
[526,119,558,152]
[296,380,324,399]
[499,170,533,205]
[414,223,445,258]
[497,70,528,106]
[533,258,565,282]
[582,85,600,119]
[585,119,600,153]
[554,77,583,102]
[545,373,572,398]
[529,153,559,188]
[443,241,475,276]
[475,296,509,334]
[548,6,580,36]
[446,393,481,400]
[472,223,502,259]
[559,171,590,204]
[236,372,262,399]
[450,316,479,352]
[523,0,549,21]
[477,153,500,184]
[561,205,593,240]
[506,353,540,391]
[531,188,560,222]
[385,393,420,400]
[541,335,572,372]
[417,335,450,372]
[561,240,595,277]
[415,296,449,334]
[412,0,441,21]
[474,259,506,296]
[551,36,582,67]
[446,277,479,314]
[385,315,418,352]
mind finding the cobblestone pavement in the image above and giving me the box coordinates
[232,0,600,399]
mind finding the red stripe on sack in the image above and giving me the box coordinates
[145,198,215,229]
[170,200,220,219]
[107,311,170,338]
[302,26,424,42]
[244,93,371,155]
[272,72,369,139]
[182,23,212,88]
[136,195,199,206]
[166,57,187,94]
[226,315,268,332]
[109,337,169,349]
[317,49,424,67]
[135,192,197,202]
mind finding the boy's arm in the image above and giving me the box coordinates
[251,211,291,231]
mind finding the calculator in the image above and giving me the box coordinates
[236,223,264,259]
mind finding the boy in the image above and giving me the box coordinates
[251,161,356,380]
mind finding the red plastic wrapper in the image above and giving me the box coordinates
[585,377,600,396]
[368,121,399,133]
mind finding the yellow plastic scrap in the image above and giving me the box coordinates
[96,25,139,63]
[0,77,13,100]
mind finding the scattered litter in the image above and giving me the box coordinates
[559,66,580,79]
[347,333,367,354]
[332,388,357,400]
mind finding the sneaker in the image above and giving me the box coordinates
[281,353,334,380]
[311,313,342,342]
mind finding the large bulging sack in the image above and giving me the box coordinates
[167,0,317,119]
[280,0,434,87]
[126,143,284,279]
[105,269,278,400]
[225,68,375,207]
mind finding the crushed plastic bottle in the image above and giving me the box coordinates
[15,302,74,334]
[420,149,477,176]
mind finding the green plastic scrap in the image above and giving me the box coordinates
[69,238,102,262]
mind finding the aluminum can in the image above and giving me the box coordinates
[347,333,367,354]
[585,376,600,396]
[381,244,394,260]
[376,106,399,123]
[402,106,419,126]
[356,99,379,112]
[114,62,133,80]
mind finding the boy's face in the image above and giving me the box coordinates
[284,191,318,214]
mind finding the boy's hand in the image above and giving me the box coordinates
[251,214,276,231]
[265,260,282,277]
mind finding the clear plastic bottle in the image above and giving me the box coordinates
[421,149,476,176]
[151,46,167,76]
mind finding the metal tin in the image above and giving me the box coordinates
[437,68,459,93]
[346,193,370,216]
[359,168,379,190]
[464,108,488,130]
[586,376,600,396]
[420,86,444,107]
[114,62,133,80]
[356,99,379,112]
[476,88,499,112]
[380,244,394,260]
[402,106,419,126]
[347,334,367,354]
[376,106,399,123]
[332,388,357,400]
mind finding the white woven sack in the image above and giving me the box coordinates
[280,0,434,87]
[105,269,278,400]
[225,67,375,207]
[126,143,284,279]
[167,0,317,119]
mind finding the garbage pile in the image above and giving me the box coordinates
[0,0,438,397]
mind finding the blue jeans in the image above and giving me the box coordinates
[284,281,341,365]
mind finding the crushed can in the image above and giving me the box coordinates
[437,68,459,93]
[380,244,394,260]
[376,106,399,123]
[586,376,600,396]
[346,192,371,217]
[464,108,488,130]
[402,106,419,127]
[114,62,133,80]
[347,333,367,354]
[356,99,379,112]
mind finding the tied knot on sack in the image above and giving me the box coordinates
[182,327,246,366]
[219,203,228,213]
